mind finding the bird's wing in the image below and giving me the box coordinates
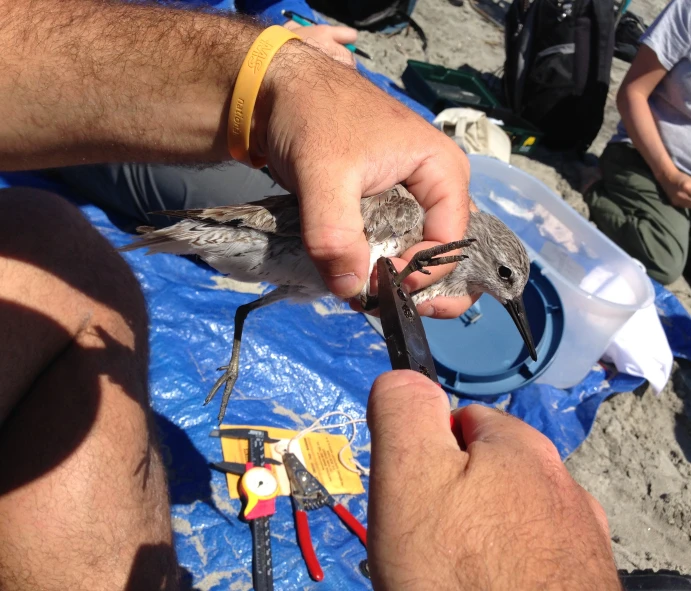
[150,185,423,243]
[154,194,302,237]
[361,185,424,245]
[118,220,325,294]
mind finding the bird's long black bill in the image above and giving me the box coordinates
[504,297,538,362]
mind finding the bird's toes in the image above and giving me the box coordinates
[204,385,220,406]
[414,258,428,270]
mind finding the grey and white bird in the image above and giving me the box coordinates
[120,184,535,423]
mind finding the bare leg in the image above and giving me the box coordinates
[0,189,177,591]
[361,239,475,310]
[205,286,293,424]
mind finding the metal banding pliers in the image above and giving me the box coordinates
[377,253,469,440]
[376,253,442,381]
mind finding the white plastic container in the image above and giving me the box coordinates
[467,154,655,389]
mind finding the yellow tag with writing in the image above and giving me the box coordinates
[218,425,365,499]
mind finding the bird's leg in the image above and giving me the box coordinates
[360,295,379,311]
[205,286,293,424]
[360,275,379,312]
[360,287,379,312]
[360,239,476,310]
[394,239,476,286]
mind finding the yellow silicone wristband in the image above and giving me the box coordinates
[228,25,299,168]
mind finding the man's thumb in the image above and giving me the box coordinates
[368,371,457,464]
[297,174,370,298]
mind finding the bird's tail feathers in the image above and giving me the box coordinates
[117,226,196,256]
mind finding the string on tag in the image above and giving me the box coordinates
[287,411,370,477]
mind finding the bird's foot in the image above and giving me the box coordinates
[360,293,379,311]
[395,239,476,285]
[205,365,239,424]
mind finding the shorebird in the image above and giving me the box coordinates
[120,184,535,423]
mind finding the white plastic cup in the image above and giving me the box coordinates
[467,154,655,389]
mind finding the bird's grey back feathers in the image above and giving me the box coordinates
[155,194,303,238]
[119,184,530,306]
[128,184,425,245]
[118,184,425,299]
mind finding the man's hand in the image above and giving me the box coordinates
[257,44,471,315]
[0,3,471,317]
[282,21,357,68]
[366,371,621,590]
[658,167,691,208]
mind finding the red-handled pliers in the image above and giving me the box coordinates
[282,451,367,582]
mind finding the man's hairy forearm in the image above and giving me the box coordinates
[0,0,267,169]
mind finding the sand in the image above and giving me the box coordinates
[335,0,691,574]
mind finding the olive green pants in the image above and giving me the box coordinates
[586,142,691,285]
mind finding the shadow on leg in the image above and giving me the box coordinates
[205,286,294,423]
[0,188,178,591]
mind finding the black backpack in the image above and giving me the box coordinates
[502,0,615,153]
[307,0,419,33]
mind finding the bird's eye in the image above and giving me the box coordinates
[498,266,512,280]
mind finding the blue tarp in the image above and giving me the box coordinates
[2,1,691,589]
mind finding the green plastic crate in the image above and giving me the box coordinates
[402,60,543,155]
[402,60,500,114]
[489,108,544,155]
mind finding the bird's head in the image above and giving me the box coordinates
[456,211,537,361]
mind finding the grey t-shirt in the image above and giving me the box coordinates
[612,0,691,175]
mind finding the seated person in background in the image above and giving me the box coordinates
[586,0,691,285]
[47,19,359,227]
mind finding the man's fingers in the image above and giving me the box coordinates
[326,25,358,44]
[284,23,357,67]
[395,142,473,296]
[302,38,355,67]
[297,174,370,298]
[367,372,463,587]
[347,251,479,318]
[456,404,563,462]
[348,293,477,318]
[404,140,471,246]
[362,253,446,301]
[398,238,476,292]
[282,20,302,32]
[415,294,477,318]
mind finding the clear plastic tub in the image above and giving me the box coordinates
[467,154,655,389]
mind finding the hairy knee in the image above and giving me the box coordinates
[0,186,91,239]
[0,188,149,417]
[0,187,146,320]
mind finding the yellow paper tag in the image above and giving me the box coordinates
[218,425,365,499]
